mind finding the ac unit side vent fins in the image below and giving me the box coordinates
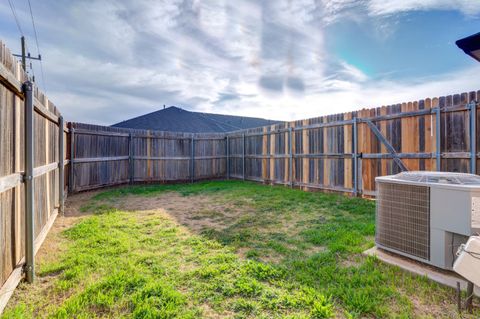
[376,183,430,261]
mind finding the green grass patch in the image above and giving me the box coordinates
[2,181,478,318]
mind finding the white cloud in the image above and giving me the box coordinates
[368,0,480,16]
[207,66,480,122]
[339,61,369,82]
[1,0,479,127]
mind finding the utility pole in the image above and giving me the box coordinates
[21,36,26,71]
[13,36,42,73]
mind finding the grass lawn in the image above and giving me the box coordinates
[2,180,478,318]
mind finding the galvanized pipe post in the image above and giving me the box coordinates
[23,80,35,283]
[289,127,293,188]
[129,133,133,184]
[353,117,358,196]
[465,281,474,312]
[191,135,195,183]
[469,101,476,174]
[226,135,230,179]
[69,127,75,193]
[58,116,65,215]
[435,107,441,171]
[242,133,246,180]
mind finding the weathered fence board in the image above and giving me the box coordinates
[69,123,226,191]
[227,91,480,196]
[0,39,66,313]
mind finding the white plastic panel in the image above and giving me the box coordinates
[430,188,472,236]
[472,197,480,229]
[453,236,480,287]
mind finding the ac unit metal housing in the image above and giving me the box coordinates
[375,171,480,270]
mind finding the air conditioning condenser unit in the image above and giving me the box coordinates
[375,171,480,270]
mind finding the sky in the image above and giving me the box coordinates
[1,0,480,125]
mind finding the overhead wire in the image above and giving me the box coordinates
[7,0,24,36]
[27,0,47,92]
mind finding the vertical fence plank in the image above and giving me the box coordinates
[58,117,64,214]
[13,91,21,264]
[477,91,480,175]
[353,116,358,196]
[242,133,246,180]
[284,126,289,184]
[190,134,195,183]
[359,109,369,193]
[423,98,433,171]
[147,131,151,180]
[269,126,275,183]
[69,127,75,192]
[44,105,51,219]
[344,113,353,189]
[289,127,293,187]
[401,102,411,170]
[128,133,133,184]
[290,123,296,185]
[226,136,230,179]
[411,101,420,171]
[470,100,476,174]
[431,98,440,171]
[262,127,268,181]
[369,107,378,191]
[379,106,388,176]
[302,119,309,189]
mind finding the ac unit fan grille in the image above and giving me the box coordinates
[376,183,430,260]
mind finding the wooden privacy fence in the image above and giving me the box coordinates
[0,40,68,312]
[226,92,479,196]
[68,123,227,192]
[69,90,479,197]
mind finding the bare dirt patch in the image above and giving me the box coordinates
[36,191,103,267]
[109,193,248,233]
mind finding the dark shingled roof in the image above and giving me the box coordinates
[112,106,282,133]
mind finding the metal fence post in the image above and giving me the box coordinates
[435,107,441,171]
[129,133,133,184]
[226,135,230,179]
[353,117,358,196]
[470,101,476,174]
[58,116,65,215]
[191,135,195,183]
[242,133,246,180]
[23,80,35,283]
[289,127,293,188]
[69,127,75,193]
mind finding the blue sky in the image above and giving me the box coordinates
[1,0,479,125]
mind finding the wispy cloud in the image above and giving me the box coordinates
[0,0,479,126]
[367,0,480,16]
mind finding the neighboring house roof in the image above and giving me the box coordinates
[111,106,281,133]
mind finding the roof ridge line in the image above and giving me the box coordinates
[195,112,243,131]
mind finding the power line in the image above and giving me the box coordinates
[7,0,48,90]
[26,0,47,93]
[7,0,24,35]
